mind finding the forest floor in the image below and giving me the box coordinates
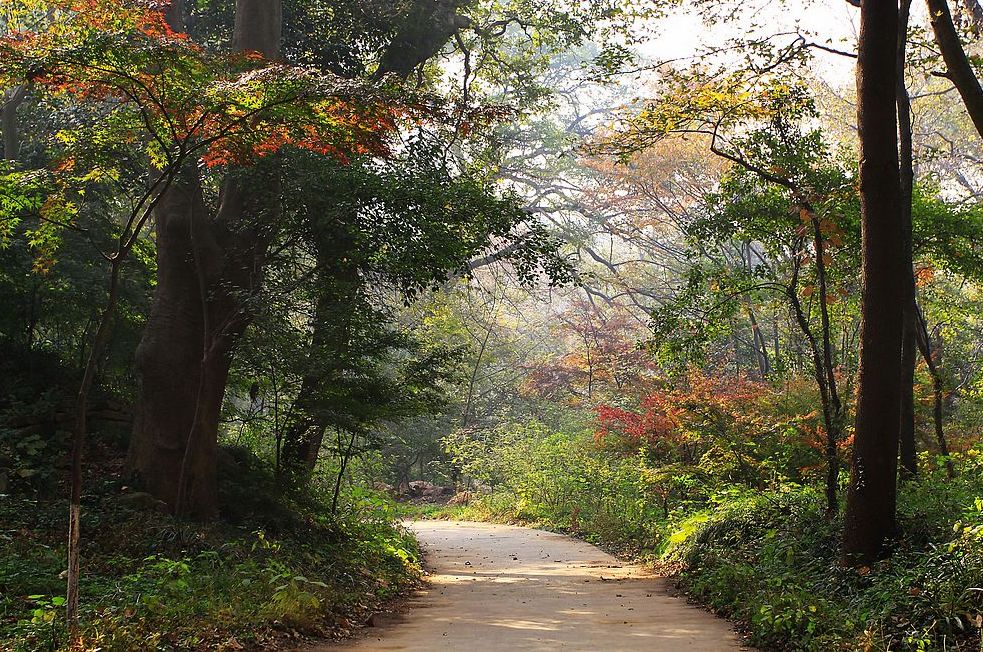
[316,520,748,651]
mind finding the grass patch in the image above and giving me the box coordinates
[1,448,421,651]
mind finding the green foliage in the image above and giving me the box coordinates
[438,399,983,651]
[0,449,421,651]
[445,417,676,552]
[666,455,983,651]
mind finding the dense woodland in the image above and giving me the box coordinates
[5,0,983,650]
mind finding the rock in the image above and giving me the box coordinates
[408,480,436,495]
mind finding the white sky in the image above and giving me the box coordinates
[637,0,863,87]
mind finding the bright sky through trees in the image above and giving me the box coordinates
[640,0,861,85]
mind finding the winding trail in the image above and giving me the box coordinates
[328,520,748,651]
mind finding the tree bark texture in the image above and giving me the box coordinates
[843,0,905,566]
[129,0,282,520]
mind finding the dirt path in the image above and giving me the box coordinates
[324,520,748,651]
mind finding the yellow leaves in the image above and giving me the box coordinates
[39,194,76,224]
[79,166,118,183]
[27,194,75,274]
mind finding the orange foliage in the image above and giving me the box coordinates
[595,368,770,449]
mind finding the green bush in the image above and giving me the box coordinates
[0,449,421,652]
[668,462,983,651]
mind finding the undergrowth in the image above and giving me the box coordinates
[0,447,421,651]
[425,430,983,651]
[666,455,983,651]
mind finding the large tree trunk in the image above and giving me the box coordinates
[898,0,919,479]
[843,0,905,566]
[128,0,282,519]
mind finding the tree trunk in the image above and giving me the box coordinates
[746,305,770,378]
[810,215,844,512]
[926,0,983,139]
[914,307,956,476]
[899,312,918,477]
[280,229,359,474]
[843,0,904,566]
[66,260,123,644]
[788,280,840,514]
[2,85,26,161]
[129,0,282,519]
[899,0,919,480]
[129,172,223,519]
[960,0,983,31]
[279,293,332,473]
[772,311,781,371]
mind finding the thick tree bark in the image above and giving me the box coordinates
[129,172,221,518]
[233,0,282,57]
[375,0,470,79]
[898,0,919,479]
[926,0,983,139]
[2,85,26,161]
[129,0,282,519]
[843,0,905,566]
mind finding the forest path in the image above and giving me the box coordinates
[323,520,748,651]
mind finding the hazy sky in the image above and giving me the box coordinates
[639,0,863,87]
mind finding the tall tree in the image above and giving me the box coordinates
[1,85,25,161]
[128,0,284,520]
[842,0,905,565]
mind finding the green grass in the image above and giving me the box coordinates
[1,451,422,651]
